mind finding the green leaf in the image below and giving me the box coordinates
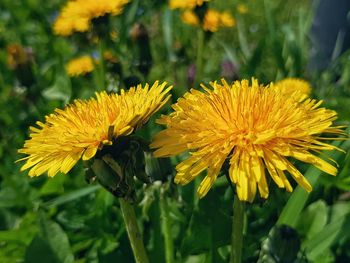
[42,74,71,102]
[0,212,38,245]
[43,185,101,208]
[162,8,176,62]
[27,214,74,263]
[236,16,251,61]
[25,236,61,263]
[181,189,231,256]
[303,214,350,261]
[39,173,66,196]
[296,200,328,240]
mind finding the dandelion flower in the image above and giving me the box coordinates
[54,0,129,36]
[181,10,200,26]
[18,82,172,177]
[66,56,94,77]
[203,10,235,32]
[274,78,312,98]
[169,0,209,9]
[151,79,345,202]
[181,9,235,32]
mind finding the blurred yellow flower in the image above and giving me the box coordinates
[151,79,345,202]
[18,82,172,177]
[66,56,94,77]
[169,0,209,9]
[237,4,248,14]
[7,44,30,69]
[53,0,129,36]
[110,30,118,41]
[204,10,235,32]
[181,9,235,32]
[181,10,200,26]
[103,51,118,64]
[274,78,312,98]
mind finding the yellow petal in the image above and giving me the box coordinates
[82,147,98,160]
[285,160,312,192]
[61,153,81,174]
[264,159,284,188]
[289,151,337,176]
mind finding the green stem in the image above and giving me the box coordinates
[119,198,149,263]
[98,39,106,90]
[159,187,174,263]
[195,29,205,86]
[230,195,245,263]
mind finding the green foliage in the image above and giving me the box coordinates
[1,0,350,262]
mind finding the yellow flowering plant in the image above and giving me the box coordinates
[169,0,209,10]
[152,79,344,202]
[18,81,171,178]
[18,81,171,262]
[181,9,235,32]
[54,0,130,36]
[273,77,312,98]
[151,78,347,262]
[65,56,95,77]
[4,0,350,262]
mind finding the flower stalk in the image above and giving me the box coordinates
[98,39,106,91]
[159,187,174,263]
[119,198,149,263]
[195,28,204,85]
[230,194,245,263]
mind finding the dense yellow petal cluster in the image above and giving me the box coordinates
[151,79,344,202]
[66,56,94,77]
[273,78,312,98]
[53,0,129,36]
[181,9,235,32]
[18,82,172,177]
[169,0,209,9]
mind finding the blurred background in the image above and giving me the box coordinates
[1,0,350,262]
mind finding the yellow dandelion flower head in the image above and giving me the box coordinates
[273,78,312,98]
[181,10,200,26]
[53,0,129,36]
[66,56,94,77]
[151,79,345,202]
[169,0,209,9]
[203,10,235,32]
[18,82,172,177]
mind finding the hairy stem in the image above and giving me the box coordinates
[230,195,245,263]
[119,198,149,263]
